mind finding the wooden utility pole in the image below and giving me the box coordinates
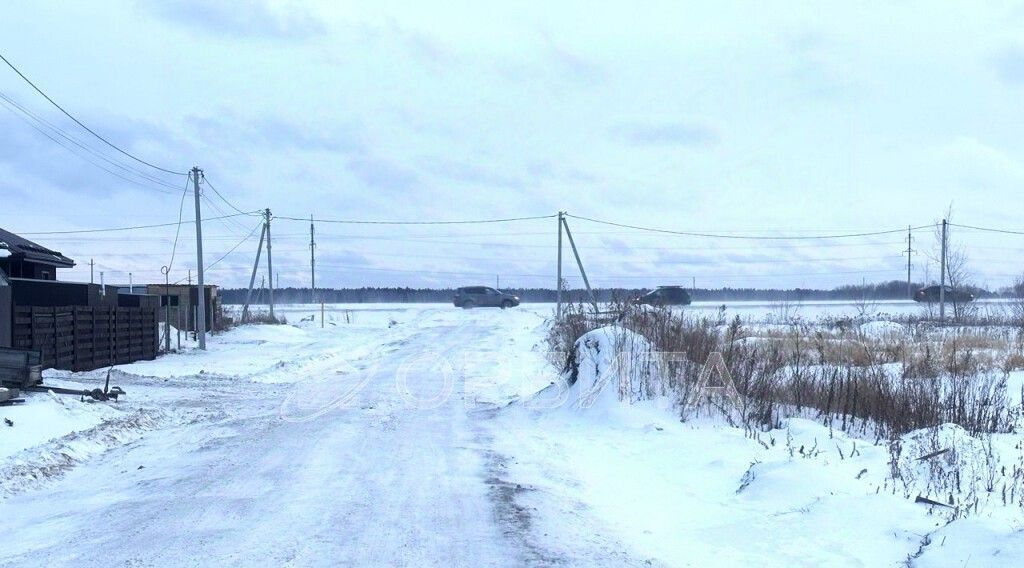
[192,167,207,350]
[556,211,564,319]
[939,219,947,323]
[265,208,275,319]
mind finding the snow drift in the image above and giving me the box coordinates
[530,325,662,413]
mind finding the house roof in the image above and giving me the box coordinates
[0,228,75,268]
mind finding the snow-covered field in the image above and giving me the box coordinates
[0,303,1021,566]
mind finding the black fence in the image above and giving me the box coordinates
[11,305,158,371]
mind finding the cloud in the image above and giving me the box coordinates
[384,19,456,67]
[612,121,719,147]
[140,0,326,40]
[994,46,1024,85]
[419,157,523,189]
[184,112,364,154]
[540,31,603,83]
[346,156,419,192]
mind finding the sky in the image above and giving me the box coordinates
[2,0,1024,291]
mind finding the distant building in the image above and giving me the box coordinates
[145,284,224,332]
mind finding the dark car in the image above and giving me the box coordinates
[453,286,520,309]
[913,285,974,304]
[633,286,692,306]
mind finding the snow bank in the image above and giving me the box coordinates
[560,326,660,413]
[0,392,120,461]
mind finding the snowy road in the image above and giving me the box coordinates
[0,307,636,567]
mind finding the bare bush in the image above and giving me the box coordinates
[244,311,288,325]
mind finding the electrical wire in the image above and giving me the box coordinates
[0,51,186,175]
[20,211,261,235]
[947,223,1024,236]
[0,95,180,195]
[201,193,252,235]
[566,214,936,241]
[166,177,190,272]
[275,214,558,225]
[172,221,263,284]
[0,91,182,191]
[200,173,257,217]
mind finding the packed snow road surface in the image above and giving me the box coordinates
[0,307,632,567]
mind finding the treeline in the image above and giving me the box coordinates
[221,280,999,304]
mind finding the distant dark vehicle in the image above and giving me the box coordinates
[633,286,692,306]
[913,285,974,304]
[453,286,520,309]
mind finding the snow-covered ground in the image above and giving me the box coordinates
[0,303,1021,566]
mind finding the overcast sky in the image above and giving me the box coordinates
[2,0,1023,291]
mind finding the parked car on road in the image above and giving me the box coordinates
[913,285,974,304]
[453,286,520,309]
[633,286,692,306]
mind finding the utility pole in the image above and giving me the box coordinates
[556,211,564,319]
[903,225,914,299]
[192,166,207,350]
[89,259,94,284]
[939,218,947,323]
[309,214,316,304]
[561,216,598,311]
[265,208,275,319]
[241,224,267,323]
[100,271,105,295]
[186,269,192,341]
[129,272,133,294]
[161,266,171,352]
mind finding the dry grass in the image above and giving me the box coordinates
[547,301,1023,439]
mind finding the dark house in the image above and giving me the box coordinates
[0,227,75,280]
[1,227,159,370]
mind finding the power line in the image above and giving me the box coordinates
[172,221,263,284]
[0,51,186,176]
[274,214,558,225]
[201,193,252,235]
[20,211,261,235]
[0,91,182,191]
[0,94,180,196]
[200,173,256,217]
[947,222,1024,236]
[566,214,936,240]
[166,177,190,272]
